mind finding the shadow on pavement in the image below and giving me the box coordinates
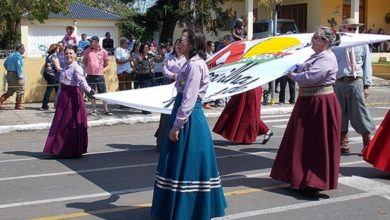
[66,195,152,220]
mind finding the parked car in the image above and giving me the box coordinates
[253,19,299,39]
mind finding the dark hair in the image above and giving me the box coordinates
[139,43,150,55]
[47,44,59,55]
[170,39,181,57]
[15,43,24,51]
[159,43,166,49]
[66,26,75,32]
[64,45,77,53]
[182,28,207,60]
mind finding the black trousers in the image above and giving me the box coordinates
[42,73,59,109]
[279,75,296,104]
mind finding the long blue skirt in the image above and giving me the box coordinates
[151,93,227,220]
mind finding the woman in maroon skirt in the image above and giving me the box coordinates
[270,27,342,195]
[43,46,95,158]
[213,86,273,144]
[363,110,390,173]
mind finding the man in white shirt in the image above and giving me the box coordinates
[115,37,133,91]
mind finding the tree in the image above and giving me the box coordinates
[257,0,282,17]
[0,0,72,49]
[145,0,232,43]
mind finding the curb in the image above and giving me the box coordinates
[0,106,294,134]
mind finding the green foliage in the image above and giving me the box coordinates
[0,0,71,49]
[78,0,133,16]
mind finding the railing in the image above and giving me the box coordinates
[0,50,14,59]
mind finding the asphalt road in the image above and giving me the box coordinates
[0,100,389,220]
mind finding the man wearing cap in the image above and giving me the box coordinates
[103,32,114,55]
[83,36,112,116]
[0,44,26,110]
[332,18,375,156]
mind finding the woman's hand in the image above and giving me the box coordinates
[169,126,180,142]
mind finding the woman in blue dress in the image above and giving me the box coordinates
[151,28,227,220]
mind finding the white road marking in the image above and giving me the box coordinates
[0,187,152,209]
[339,176,390,200]
[0,161,366,209]
[0,147,155,163]
[214,192,373,219]
[216,175,390,219]
[0,151,270,181]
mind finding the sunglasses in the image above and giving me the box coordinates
[312,36,325,41]
[346,27,357,31]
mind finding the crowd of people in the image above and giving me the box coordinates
[1,18,389,219]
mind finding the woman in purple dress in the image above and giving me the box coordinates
[43,46,95,158]
[270,27,342,196]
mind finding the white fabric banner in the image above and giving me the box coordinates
[95,33,390,114]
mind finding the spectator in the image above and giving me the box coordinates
[102,32,114,55]
[127,34,135,51]
[153,43,167,86]
[278,75,296,104]
[43,46,95,158]
[231,18,247,41]
[115,37,133,91]
[130,41,141,89]
[77,33,90,51]
[206,40,215,59]
[83,36,112,116]
[57,41,66,68]
[216,35,234,52]
[41,44,62,110]
[135,43,155,114]
[62,26,77,47]
[0,44,26,110]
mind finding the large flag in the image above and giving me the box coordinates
[95,33,390,114]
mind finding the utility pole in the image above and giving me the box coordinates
[269,1,281,105]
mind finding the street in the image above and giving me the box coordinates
[0,87,389,220]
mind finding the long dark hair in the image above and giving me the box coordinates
[183,28,207,60]
[171,38,181,57]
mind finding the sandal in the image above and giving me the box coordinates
[104,111,113,116]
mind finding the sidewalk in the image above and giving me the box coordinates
[0,102,294,134]
[1,76,388,134]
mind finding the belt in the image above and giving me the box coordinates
[298,85,334,97]
[337,76,362,82]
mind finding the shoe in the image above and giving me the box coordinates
[340,146,350,154]
[262,130,273,144]
[90,110,97,116]
[39,107,49,111]
[104,111,113,116]
[142,110,151,114]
